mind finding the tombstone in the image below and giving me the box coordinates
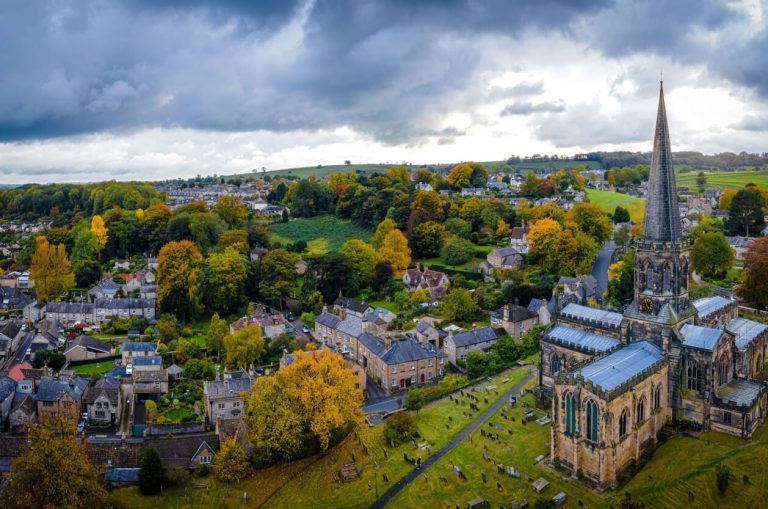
[481,471,487,483]
[483,452,490,462]
[454,399,459,405]
[423,474,428,482]
[352,453,356,462]
[446,424,450,430]
[384,449,388,459]
[497,464,504,473]
[449,415,453,421]
[481,429,486,437]
[404,453,409,462]
[416,457,422,468]
[497,481,503,492]
[484,398,489,404]
[383,473,389,483]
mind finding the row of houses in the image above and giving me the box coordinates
[30,298,156,327]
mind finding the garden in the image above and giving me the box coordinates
[145,381,203,424]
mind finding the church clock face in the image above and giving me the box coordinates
[641,298,654,314]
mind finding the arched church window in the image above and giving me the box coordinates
[662,263,672,291]
[619,408,629,437]
[551,354,561,376]
[564,392,576,437]
[654,385,662,410]
[687,362,701,392]
[585,399,599,442]
[636,396,646,424]
[645,263,654,291]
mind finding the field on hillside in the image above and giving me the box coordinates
[586,188,646,223]
[269,215,372,254]
[676,169,768,190]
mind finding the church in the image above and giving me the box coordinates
[540,82,768,488]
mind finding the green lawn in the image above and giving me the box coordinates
[369,300,400,313]
[676,169,768,190]
[586,188,646,223]
[70,360,115,377]
[269,215,373,254]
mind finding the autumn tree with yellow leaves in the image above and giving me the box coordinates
[90,215,108,252]
[29,236,75,302]
[245,348,363,465]
[224,323,265,369]
[213,436,251,483]
[157,240,204,321]
[376,228,411,276]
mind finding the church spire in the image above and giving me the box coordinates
[641,81,682,243]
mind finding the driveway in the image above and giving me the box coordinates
[592,240,617,297]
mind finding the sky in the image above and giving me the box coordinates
[1,0,767,184]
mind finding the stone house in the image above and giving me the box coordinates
[23,300,45,323]
[230,304,286,338]
[726,236,753,261]
[333,295,373,318]
[356,333,443,393]
[0,376,16,424]
[9,394,35,432]
[63,335,114,363]
[84,378,121,426]
[132,370,169,396]
[509,226,530,254]
[34,376,89,425]
[491,303,538,339]
[44,302,95,326]
[444,327,501,365]
[414,319,448,348]
[485,247,523,271]
[151,436,218,468]
[0,322,22,361]
[402,267,449,294]
[94,298,156,326]
[130,355,163,371]
[527,298,552,326]
[203,372,254,425]
[121,342,157,365]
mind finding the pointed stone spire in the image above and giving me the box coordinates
[641,81,682,243]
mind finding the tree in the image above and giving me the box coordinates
[224,324,265,369]
[440,288,480,322]
[411,190,444,220]
[447,164,473,189]
[444,217,471,239]
[29,236,75,301]
[182,358,216,380]
[465,350,488,378]
[377,228,411,276]
[139,445,167,495]
[719,189,736,210]
[384,412,418,446]
[691,232,735,279]
[304,252,360,302]
[246,349,363,464]
[156,313,179,343]
[7,418,107,509]
[496,219,512,240]
[214,195,249,228]
[372,261,394,294]
[372,218,397,249]
[568,202,613,242]
[739,237,768,305]
[404,388,425,412]
[90,215,108,252]
[605,250,635,308]
[716,463,731,494]
[521,172,540,197]
[440,236,476,265]
[728,189,765,236]
[409,221,446,258]
[259,249,297,305]
[387,166,411,188]
[612,206,630,223]
[204,247,249,315]
[157,240,204,321]
[339,239,377,286]
[218,229,249,254]
[74,259,101,288]
[32,350,66,371]
[207,312,229,358]
[213,437,251,483]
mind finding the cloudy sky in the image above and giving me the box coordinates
[1,0,767,184]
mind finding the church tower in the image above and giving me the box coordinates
[626,82,695,345]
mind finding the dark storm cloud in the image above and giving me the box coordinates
[0,0,764,145]
[500,101,565,116]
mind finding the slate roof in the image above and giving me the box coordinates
[716,378,765,407]
[131,355,162,366]
[94,298,154,309]
[726,318,768,350]
[316,311,341,328]
[0,376,15,401]
[64,335,112,355]
[364,308,397,323]
[34,376,88,402]
[451,327,500,348]
[104,468,140,483]
[0,322,20,341]
[336,315,363,337]
[692,296,734,319]
[334,295,370,314]
[679,324,724,351]
[575,341,664,391]
[204,377,254,397]
[560,303,623,328]
[148,435,220,467]
[45,302,94,314]
[490,247,520,257]
[527,298,545,313]
[381,338,436,365]
[132,370,167,382]
[122,342,157,352]
[85,378,120,405]
[492,304,537,323]
[545,325,620,353]
[357,333,386,358]
[167,364,183,375]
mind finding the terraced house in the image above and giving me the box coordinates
[356,333,443,392]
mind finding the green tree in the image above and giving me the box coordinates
[409,221,446,258]
[444,217,471,239]
[139,445,167,495]
[411,190,445,220]
[440,288,480,322]
[303,252,360,303]
[568,202,613,243]
[612,206,630,223]
[384,412,418,446]
[404,388,425,413]
[218,229,250,254]
[74,259,102,288]
[224,324,265,369]
[728,189,765,236]
[214,195,249,228]
[716,463,731,494]
[204,247,249,315]
[8,418,107,509]
[465,350,488,378]
[339,239,377,286]
[156,313,179,343]
[691,232,735,279]
[259,249,297,306]
[440,236,476,266]
[207,312,229,358]
[157,240,204,321]
[697,171,707,192]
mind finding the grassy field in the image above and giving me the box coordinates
[676,169,768,190]
[586,188,646,223]
[269,215,373,254]
[111,368,529,509]
[70,359,116,377]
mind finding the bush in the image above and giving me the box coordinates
[404,388,425,413]
[716,463,730,494]
[384,412,418,446]
[440,236,476,266]
[166,466,189,487]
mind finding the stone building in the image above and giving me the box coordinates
[356,333,443,393]
[84,377,121,426]
[444,327,502,366]
[491,302,538,339]
[545,83,768,488]
[203,372,253,425]
[34,376,89,425]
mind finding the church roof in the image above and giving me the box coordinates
[560,303,623,328]
[545,325,620,353]
[716,378,765,408]
[692,295,733,319]
[726,318,768,350]
[641,81,682,243]
[576,341,664,391]
[679,324,723,351]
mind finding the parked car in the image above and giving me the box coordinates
[286,313,295,321]
[302,325,310,334]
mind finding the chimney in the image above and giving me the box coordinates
[339,307,346,320]
[503,304,510,322]
[216,415,222,435]
[121,431,126,446]
[215,365,221,382]
[322,304,328,314]
[361,318,369,334]
[384,334,392,350]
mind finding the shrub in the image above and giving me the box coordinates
[166,466,189,486]
[139,445,167,495]
[384,412,418,446]
[440,236,476,266]
[404,388,425,413]
[716,463,730,494]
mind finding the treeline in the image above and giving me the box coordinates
[0,181,159,221]
[584,151,768,171]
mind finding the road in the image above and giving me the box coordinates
[592,240,616,297]
[369,371,535,509]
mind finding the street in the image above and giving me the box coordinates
[592,240,617,297]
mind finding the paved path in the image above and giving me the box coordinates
[369,371,535,509]
[592,240,616,296]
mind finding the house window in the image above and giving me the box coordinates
[619,408,629,438]
[391,379,397,388]
[428,372,433,380]
[64,401,72,408]
[232,401,240,408]
[96,410,105,419]
[724,411,732,425]
[411,364,415,371]
[654,385,662,410]
[564,392,576,437]
[218,403,225,409]
[428,360,433,367]
[43,401,53,407]
[199,455,212,465]
[392,366,397,374]
[636,397,646,424]
[585,399,599,442]
[410,375,415,384]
